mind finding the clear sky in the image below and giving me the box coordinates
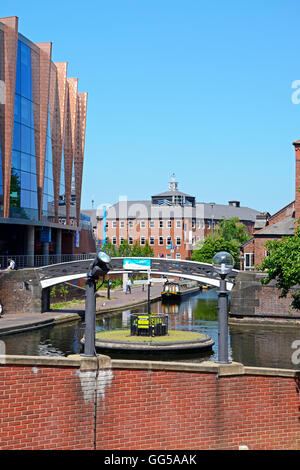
[2,0,300,214]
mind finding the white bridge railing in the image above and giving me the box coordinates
[0,253,96,270]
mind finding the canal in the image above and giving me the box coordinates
[1,288,300,369]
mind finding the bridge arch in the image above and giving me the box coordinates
[38,257,238,291]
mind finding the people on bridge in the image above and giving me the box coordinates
[7,259,16,270]
[125,278,132,294]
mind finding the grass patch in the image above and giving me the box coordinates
[51,298,85,310]
[95,329,206,343]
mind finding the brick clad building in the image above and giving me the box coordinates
[0,17,95,263]
[92,174,261,260]
[241,140,300,269]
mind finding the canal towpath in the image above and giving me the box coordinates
[0,283,163,336]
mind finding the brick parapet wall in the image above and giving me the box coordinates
[230,271,300,318]
[0,355,299,450]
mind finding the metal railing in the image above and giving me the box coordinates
[0,253,96,270]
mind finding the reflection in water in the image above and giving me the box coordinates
[1,288,300,369]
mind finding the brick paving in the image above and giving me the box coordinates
[0,283,163,336]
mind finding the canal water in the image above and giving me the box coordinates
[1,288,300,370]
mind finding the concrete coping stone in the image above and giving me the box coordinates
[0,355,299,377]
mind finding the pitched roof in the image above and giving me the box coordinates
[202,203,260,222]
[254,216,295,236]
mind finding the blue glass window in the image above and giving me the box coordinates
[30,173,37,192]
[12,151,21,170]
[21,189,31,208]
[12,122,21,151]
[21,125,31,154]
[14,94,21,123]
[31,191,38,210]
[20,42,32,101]
[15,41,21,96]
[21,171,31,191]
[21,97,32,127]
[31,156,36,173]
[21,153,31,172]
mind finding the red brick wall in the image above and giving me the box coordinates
[295,143,300,222]
[0,358,299,450]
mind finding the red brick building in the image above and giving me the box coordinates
[92,175,261,260]
[241,140,300,269]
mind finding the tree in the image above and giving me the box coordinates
[192,218,249,268]
[117,239,131,257]
[258,226,300,310]
[130,241,143,257]
[216,217,250,244]
[141,240,154,257]
[102,238,117,257]
[191,236,240,268]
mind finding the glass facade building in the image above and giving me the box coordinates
[0,16,89,258]
[11,39,38,220]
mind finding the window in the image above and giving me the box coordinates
[128,220,133,228]
[167,220,172,228]
[159,220,163,228]
[192,219,196,229]
[149,237,155,246]
[176,237,181,246]
[112,221,117,228]
[120,220,125,228]
[244,253,254,270]
[176,253,181,260]
[120,236,124,244]
[112,237,117,245]
[141,220,145,228]
[105,222,108,229]
[129,237,133,245]
[140,236,145,246]
[159,236,164,246]
[166,254,172,259]
[176,220,181,228]
[150,220,155,228]
[207,221,210,229]
[166,237,172,246]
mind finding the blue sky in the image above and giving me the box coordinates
[3,0,300,214]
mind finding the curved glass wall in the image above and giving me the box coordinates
[58,147,66,221]
[10,39,38,220]
[42,107,54,221]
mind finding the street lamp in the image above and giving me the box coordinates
[212,251,234,364]
[83,251,111,357]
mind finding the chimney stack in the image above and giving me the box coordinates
[293,140,300,223]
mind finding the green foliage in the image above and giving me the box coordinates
[191,237,240,268]
[117,239,131,257]
[59,284,69,302]
[216,217,250,245]
[102,238,117,257]
[96,277,123,290]
[192,218,249,268]
[130,241,143,257]
[50,286,56,298]
[141,240,154,257]
[101,238,154,258]
[258,226,300,310]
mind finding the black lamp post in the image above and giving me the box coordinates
[212,251,234,364]
[82,251,111,357]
